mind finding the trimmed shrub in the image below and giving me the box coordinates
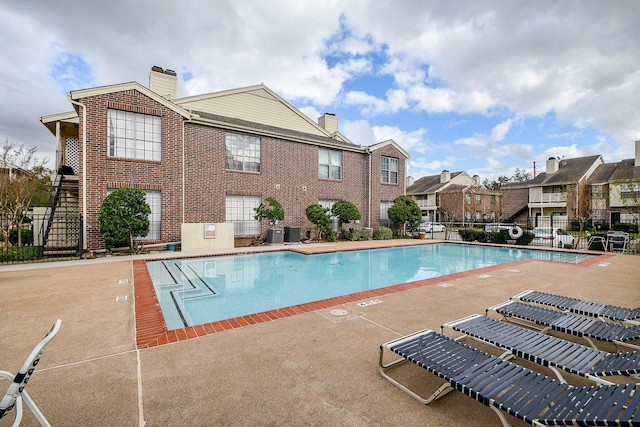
[373,226,393,240]
[344,228,371,241]
[458,229,534,245]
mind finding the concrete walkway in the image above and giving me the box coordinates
[0,241,638,426]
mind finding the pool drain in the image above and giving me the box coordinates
[330,309,349,316]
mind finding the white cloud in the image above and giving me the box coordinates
[490,119,512,142]
[2,0,639,173]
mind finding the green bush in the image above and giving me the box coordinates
[325,230,338,242]
[457,229,534,245]
[373,226,393,240]
[9,228,33,245]
[0,246,40,262]
[98,187,151,251]
[613,222,638,233]
[344,228,371,241]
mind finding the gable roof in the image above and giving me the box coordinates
[191,111,361,151]
[368,139,410,159]
[174,84,354,145]
[529,155,602,186]
[588,158,640,184]
[70,82,193,118]
[406,172,466,195]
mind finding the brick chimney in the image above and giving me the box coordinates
[318,113,339,135]
[149,66,177,99]
[546,157,560,174]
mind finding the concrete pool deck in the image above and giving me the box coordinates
[0,240,638,426]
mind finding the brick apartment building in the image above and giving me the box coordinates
[40,67,409,251]
[406,170,502,222]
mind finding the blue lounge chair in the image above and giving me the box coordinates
[487,300,640,351]
[379,328,640,426]
[512,289,640,324]
[0,319,61,427]
[441,314,640,385]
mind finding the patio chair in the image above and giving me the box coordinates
[379,328,640,427]
[0,319,61,426]
[606,230,630,253]
[512,289,640,324]
[441,314,640,385]
[586,232,606,251]
[487,300,640,350]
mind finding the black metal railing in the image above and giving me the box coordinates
[0,213,82,264]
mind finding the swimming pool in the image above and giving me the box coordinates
[146,243,596,330]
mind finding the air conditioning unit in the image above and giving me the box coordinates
[266,228,284,244]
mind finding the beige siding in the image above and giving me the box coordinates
[178,91,326,136]
[149,72,177,99]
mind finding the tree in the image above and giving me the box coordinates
[305,204,332,240]
[253,197,285,226]
[252,197,285,244]
[512,168,532,182]
[330,200,361,234]
[0,141,51,250]
[98,187,151,252]
[566,180,592,240]
[483,168,531,190]
[483,175,509,190]
[387,195,422,235]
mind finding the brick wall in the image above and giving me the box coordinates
[183,124,398,236]
[77,89,185,250]
[76,89,408,250]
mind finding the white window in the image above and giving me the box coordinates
[319,149,342,180]
[226,195,261,236]
[380,201,393,228]
[225,133,260,172]
[106,189,161,241]
[381,156,398,184]
[108,109,161,161]
[144,190,162,241]
[319,199,339,231]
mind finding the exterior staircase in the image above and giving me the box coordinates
[40,172,82,259]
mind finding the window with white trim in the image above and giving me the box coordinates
[319,199,339,231]
[380,201,393,228]
[225,133,261,172]
[381,156,398,184]
[107,189,161,241]
[226,195,261,236]
[108,109,161,161]
[319,149,342,180]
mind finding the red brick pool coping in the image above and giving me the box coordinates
[133,246,613,349]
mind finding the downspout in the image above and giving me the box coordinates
[67,94,87,250]
[367,149,372,228]
[182,120,185,224]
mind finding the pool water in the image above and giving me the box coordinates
[146,243,596,330]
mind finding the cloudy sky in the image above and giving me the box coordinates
[2,0,638,181]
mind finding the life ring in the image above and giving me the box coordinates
[508,226,523,240]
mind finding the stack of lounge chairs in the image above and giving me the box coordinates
[378,290,640,427]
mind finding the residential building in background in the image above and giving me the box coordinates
[406,170,502,222]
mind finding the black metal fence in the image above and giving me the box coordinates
[0,213,83,264]
[421,217,639,252]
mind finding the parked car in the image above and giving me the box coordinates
[530,227,575,248]
[419,222,446,232]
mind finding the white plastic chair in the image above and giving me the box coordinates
[0,319,61,426]
[606,231,629,253]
